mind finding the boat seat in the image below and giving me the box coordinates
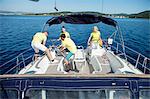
[46,64,63,74]
[106,52,124,73]
[90,55,111,74]
[72,46,86,71]
[91,47,106,57]
[45,57,65,74]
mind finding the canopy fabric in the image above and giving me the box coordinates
[46,14,117,27]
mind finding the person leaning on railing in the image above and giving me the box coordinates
[31,31,57,63]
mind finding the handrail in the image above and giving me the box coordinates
[0,48,33,74]
[105,39,150,73]
[112,40,150,59]
[111,40,150,74]
[0,48,32,68]
[4,55,33,74]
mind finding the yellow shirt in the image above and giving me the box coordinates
[61,38,77,53]
[91,31,100,42]
[32,32,47,44]
[61,32,70,38]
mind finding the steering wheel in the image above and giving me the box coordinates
[50,39,59,47]
[49,39,65,57]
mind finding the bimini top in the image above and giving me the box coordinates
[45,14,117,27]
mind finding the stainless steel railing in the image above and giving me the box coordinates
[0,48,33,74]
[110,40,150,74]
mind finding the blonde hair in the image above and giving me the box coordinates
[93,26,99,31]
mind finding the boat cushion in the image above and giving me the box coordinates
[90,55,111,74]
[106,52,124,72]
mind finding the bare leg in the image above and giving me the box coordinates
[34,53,39,61]
[64,59,69,65]
[64,52,73,65]
[34,48,39,61]
[45,49,53,61]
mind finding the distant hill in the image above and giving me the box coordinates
[24,11,104,16]
[129,10,150,18]
[0,10,28,15]
[24,10,150,19]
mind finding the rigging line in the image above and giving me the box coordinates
[101,0,104,13]
[118,26,127,60]
[54,0,59,11]
[55,0,56,7]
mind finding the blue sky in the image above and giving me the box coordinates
[0,0,149,14]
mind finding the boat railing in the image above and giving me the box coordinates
[110,40,150,74]
[0,48,33,74]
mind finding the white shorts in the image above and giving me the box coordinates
[31,42,47,53]
[91,42,99,49]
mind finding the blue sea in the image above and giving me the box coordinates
[0,15,150,73]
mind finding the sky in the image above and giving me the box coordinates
[0,0,150,14]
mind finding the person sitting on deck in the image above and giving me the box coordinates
[88,26,103,48]
[59,34,77,66]
[31,31,57,63]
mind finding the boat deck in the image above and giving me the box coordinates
[19,49,142,75]
[42,55,92,74]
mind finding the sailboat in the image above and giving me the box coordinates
[0,14,150,99]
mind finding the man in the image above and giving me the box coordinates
[59,34,77,65]
[31,31,56,63]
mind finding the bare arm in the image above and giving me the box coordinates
[88,35,92,46]
[68,33,70,38]
[57,37,61,41]
[60,46,65,52]
[43,42,46,45]
[43,37,47,46]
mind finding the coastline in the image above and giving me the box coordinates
[0,11,149,19]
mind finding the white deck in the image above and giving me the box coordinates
[19,47,143,75]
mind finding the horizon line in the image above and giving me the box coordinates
[0,10,149,15]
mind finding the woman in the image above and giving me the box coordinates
[88,26,103,48]
[57,26,70,41]
[61,26,70,38]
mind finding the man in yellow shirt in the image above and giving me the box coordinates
[31,31,56,63]
[59,34,77,66]
[88,26,103,48]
